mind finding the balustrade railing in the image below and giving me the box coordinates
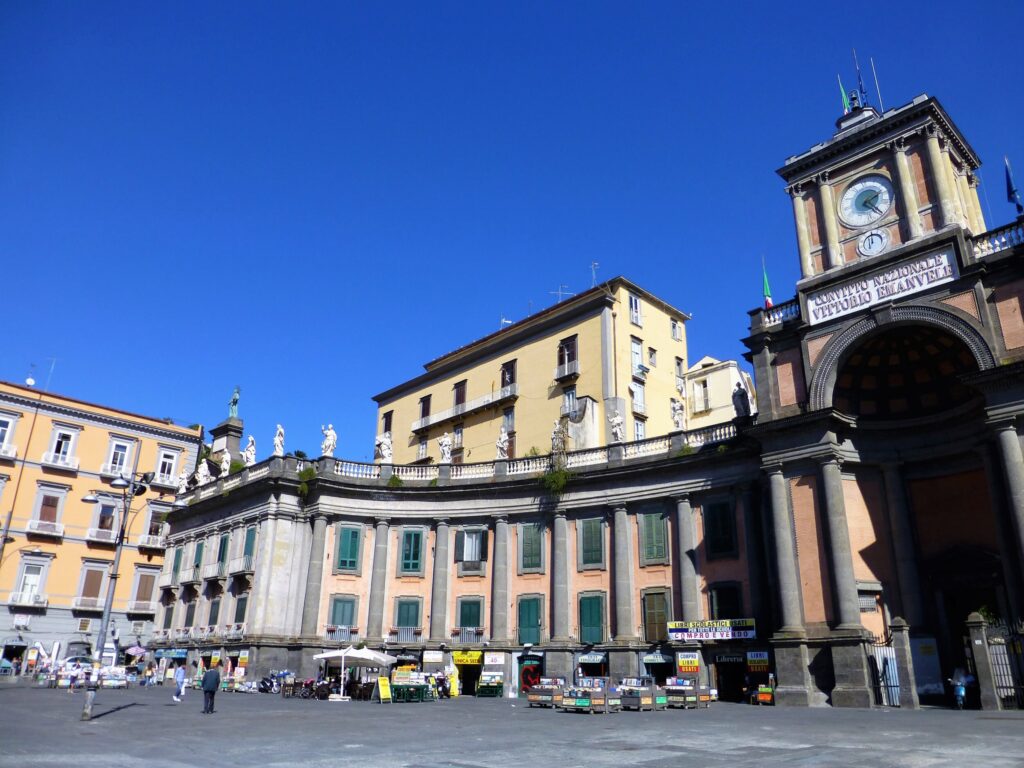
[451,626,484,644]
[683,422,737,447]
[333,460,381,480]
[507,456,549,476]
[412,385,519,432]
[324,625,357,643]
[223,622,246,640]
[972,220,1024,260]
[388,627,420,643]
[450,462,495,480]
[623,435,670,459]
[247,464,270,480]
[228,555,254,575]
[762,299,801,326]
[565,447,608,468]
[394,464,439,482]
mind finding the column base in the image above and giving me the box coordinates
[771,637,812,707]
[608,650,638,679]
[830,639,874,708]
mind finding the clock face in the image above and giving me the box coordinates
[857,228,890,258]
[839,174,895,228]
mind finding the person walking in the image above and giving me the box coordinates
[201,662,221,714]
[172,663,186,702]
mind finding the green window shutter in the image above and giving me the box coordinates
[643,514,666,561]
[234,594,249,624]
[643,592,667,642]
[518,598,540,645]
[184,601,196,628]
[402,531,422,572]
[522,525,541,570]
[581,519,603,565]
[331,598,355,626]
[397,600,419,627]
[217,535,229,564]
[162,604,175,630]
[172,548,182,575]
[193,542,204,567]
[208,597,221,627]
[243,527,256,557]
[459,600,481,628]
[579,595,602,644]
[337,528,360,570]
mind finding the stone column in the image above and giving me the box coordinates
[738,483,765,624]
[490,515,510,642]
[967,173,987,232]
[966,612,1002,711]
[979,443,1023,618]
[788,183,814,277]
[889,618,920,709]
[299,514,328,637]
[995,422,1024,581]
[891,138,923,240]
[942,147,967,226]
[366,517,390,642]
[429,518,450,642]
[956,172,980,233]
[818,457,861,630]
[767,466,803,632]
[612,504,638,642]
[817,174,843,269]
[551,512,570,641]
[674,495,700,622]
[881,463,925,628]
[925,124,956,228]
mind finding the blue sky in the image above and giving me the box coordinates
[3,2,1022,462]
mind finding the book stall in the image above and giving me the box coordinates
[526,677,565,708]
[618,676,666,711]
[559,677,621,714]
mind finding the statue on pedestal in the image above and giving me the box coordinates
[273,424,285,457]
[195,460,212,487]
[496,425,509,460]
[176,469,189,495]
[608,410,625,443]
[321,424,337,457]
[228,386,241,419]
[375,431,393,462]
[732,382,751,418]
[438,432,453,464]
[242,436,257,467]
[671,399,686,431]
[219,449,231,477]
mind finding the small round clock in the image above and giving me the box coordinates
[839,174,895,228]
[857,228,890,257]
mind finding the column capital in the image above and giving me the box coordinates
[813,170,831,185]
[889,135,909,154]
[762,462,785,476]
[989,417,1021,436]
[608,503,628,515]
[671,492,691,505]
[433,517,450,528]
[924,121,941,140]
[373,516,391,528]
[492,514,509,524]
[816,454,843,469]
[785,181,805,197]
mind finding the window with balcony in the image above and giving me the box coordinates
[47,425,79,465]
[77,562,108,609]
[453,424,463,449]
[517,595,542,645]
[133,569,157,607]
[417,437,427,461]
[330,595,356,627]
[642,589,670,642]
[193,541,205,570]
[243,526,256,558]
[639,511,668,565]
[562,386,577,417]
[629,294,643,326]
[556,335,578,378]
[671,317,683,341]
[419,395,431,420]
[457,597,483,631]
[631,337,643,375]
[156,448,179,484]
[400,529,424,575]
[578,593,605,644]
[94,502,117,535]
[0,412,18,457]
[631,380,645,415]
[708,582,743,620]
[453,380,467,409]
[703,500,738,559]
[455,528,488,574]
[502,407,516,459]
[34,486,65,525]
[394,598,420,628]
[577,518,605,570]
[146,505,167,538]
[335,525,361,573]
[104,438,133,477]
[500,360,517,387]
[171,547,183,579]
[518,522,544,574]
[14,557,48,603]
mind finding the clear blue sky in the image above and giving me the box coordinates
[3,2,1022,462]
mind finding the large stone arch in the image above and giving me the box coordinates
[807,304,996,411]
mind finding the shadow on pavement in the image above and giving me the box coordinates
[89,702,143,720]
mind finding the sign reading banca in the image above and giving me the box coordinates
[667,618,756,641]
[806,247,958,326]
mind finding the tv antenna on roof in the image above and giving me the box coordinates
[590,261,600,287]
[500,315,513,329]
[549,285,575,303]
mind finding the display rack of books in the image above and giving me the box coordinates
[663,677,712,709]
[526,677,566,708]
[559,677,621,714]
[618,676,666,711]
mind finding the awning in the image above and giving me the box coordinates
[642,652,673,664]
[578,652,606,664]
[313,646,397,668]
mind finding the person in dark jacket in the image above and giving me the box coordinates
[201,662,221,714]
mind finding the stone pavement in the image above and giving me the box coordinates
[2,682,1023,767]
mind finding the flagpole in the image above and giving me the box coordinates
[870,57,884,112]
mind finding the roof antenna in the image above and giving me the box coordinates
[549,285,575,303]
[590,261,600,287]
[870,57,884,112]
[499,315,513,329]
[25,363,37,388]
[43,358,57,392]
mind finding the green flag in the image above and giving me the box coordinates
[762,264,773,309]
[838,75,851,114]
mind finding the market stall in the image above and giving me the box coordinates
[314,646,397,701]
[526,677,565,708]
[560,677,621,714]
[662,677,713,709]
[619,676,666,711]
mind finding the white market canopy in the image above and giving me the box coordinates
[313,646,398,668]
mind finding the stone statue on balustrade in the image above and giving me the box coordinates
[219,449,232,477]
[176,469,190,495]
[228,386,241,419]
[608,410,625,443]
[375,431,393,462]
[671,398,686,431]
[273,424,285,457]
[242,435,257,467]
[321,424,337,457]
[732,382,751,419]
[437,432,453,463]
[496,425,509,460]
[195,459,212,487]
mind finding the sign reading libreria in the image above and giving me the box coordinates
[806,248,958,326]
[668,618,756,641]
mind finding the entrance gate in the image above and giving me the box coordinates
[869,635,901,707]
[987,619,1024,709]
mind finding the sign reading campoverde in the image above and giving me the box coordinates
[806,248,958,325]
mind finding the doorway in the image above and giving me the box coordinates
[457,663,481,695]
[714,658,746,702]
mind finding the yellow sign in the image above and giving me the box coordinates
[676,651,700,675]
[238,650,249,667]
[211,652,221,667]
[452,650,483,665]
[377,676,392,703]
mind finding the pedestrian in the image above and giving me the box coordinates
[145,662,154,687]
[173,663,186,702]
[201,662,221,714]
[67,661,82,693]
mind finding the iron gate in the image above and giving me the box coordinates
[869,634,901,707]
[987,619,1024,709]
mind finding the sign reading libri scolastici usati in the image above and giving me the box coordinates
[667,619,756,641]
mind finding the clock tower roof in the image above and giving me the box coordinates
[777,94,981,183]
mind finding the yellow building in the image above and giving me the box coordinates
[0,381,202,670]
[373,278,694,466]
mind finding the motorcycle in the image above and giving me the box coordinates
[258,668,293,694]
[435,673,451,699]
[948,678,966,710]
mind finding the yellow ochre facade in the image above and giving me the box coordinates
[0,381,202,668]
[373,277,729,466]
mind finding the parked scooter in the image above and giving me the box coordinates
[435,673,451,699]
[948,677,967,710]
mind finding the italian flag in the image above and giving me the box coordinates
[838,75,851,114]
[763,264,773,309]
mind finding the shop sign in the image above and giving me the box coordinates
[238,650,249,667]
[667,618,756,641]
[155,648,188,659]
[211,652,221,667]
[642,652,672,664]
[747,651,769,672]
[484,652,505,666]
[452,650,483,665]
[676,652,700,674]
[805,247,957,326]
[715,654,744,663]
[26,648,39,663]
[377,676,392,703]
[578,652,606,664]
[422,650,444,663]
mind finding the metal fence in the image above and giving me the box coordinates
[869,635,901,707]
[988,619,1024,710]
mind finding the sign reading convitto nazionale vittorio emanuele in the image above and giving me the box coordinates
[667,619,756,641]
[806,247,958,326]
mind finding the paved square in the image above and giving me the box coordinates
[2,683,1023,767]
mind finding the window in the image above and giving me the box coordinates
[634,419,646,441]
[518,596,542,645]
[417,438,427,461]
[642,590,670,642]
[216,534,229,564]
[557,335,578,373]
[233,592,249,623]
[193,541,205,568]
[330,596,356,627]
[502,408,516,458]
[184,599,197,628]
[453,424,463,449]
[335,526,361,572]
[381,411,393,435]
[631,338,643,374]
[458,597,483,629]
[0,412,18,452]
[631,380,645,413]
[708,583,743,620]
[105,438,132,477]
[693,379,711,412]
[50,428,76,460]
[16,559,47,598]
[671,317,683,341]
[518,523,544,574]
[579,594,604,644]
[675,358,685,391]
[500,360,517,387]
[243,526,257,557]
[640,512,668,565]
[419,395,431,420]
[563,386,577,415]
[78,562,107,601]
[453,380,467,408]
[208,596,221,626]
[400,529,424,574]
[96,502,117,532]
[162,603,175,630]
[395,599,420,628]
[629,294,642,325]
[156,449,178,481]
[171,548,183,578]
[455,528,488,574]
[35,487,65,523]
[648,347,657,367]
[859,591,880,613]
[578,518,605,570]
[134,570,156,603]
[703,501,737,558]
